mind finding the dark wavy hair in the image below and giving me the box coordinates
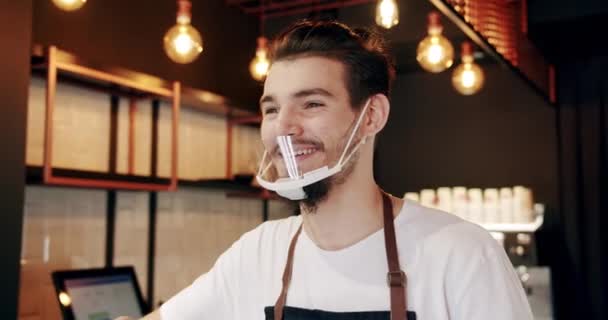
[270,20,396,109]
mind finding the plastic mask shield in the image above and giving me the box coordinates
[256,100,370,200]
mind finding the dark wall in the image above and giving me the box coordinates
[33,0,262,108]
[551,56,608,320]
[372,33,608,320]
[376,64,558,209]
[0,0,32,318]
[374,60,569,318]
[529,0,608,23]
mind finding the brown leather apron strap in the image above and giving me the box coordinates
[273,191,407,320]
[274,224,302,320]
[382,192,408,320]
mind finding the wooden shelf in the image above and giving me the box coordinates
[26,166,266,194]
[28,44,261,192]
[26,166,170,186]
[31,44,259,118]
[180,177,262,193]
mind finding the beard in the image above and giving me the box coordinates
[297,148,360,214]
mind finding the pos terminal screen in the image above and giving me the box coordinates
[53,267,146,320]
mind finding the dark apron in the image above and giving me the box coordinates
[265,192,417,320]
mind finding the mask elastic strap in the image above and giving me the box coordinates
[338,135,367,168]
[257,150,273,177]
[337,99,371,166]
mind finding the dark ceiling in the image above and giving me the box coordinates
[32,0,608,110]
[263,0,476,73]
[527,0,608,62]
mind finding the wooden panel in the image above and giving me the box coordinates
[18,262,66,320]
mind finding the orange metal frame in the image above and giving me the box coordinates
[43,46,180,191]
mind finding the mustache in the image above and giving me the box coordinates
[272,138,324,157]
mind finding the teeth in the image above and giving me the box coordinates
[292,148,316,156]
[278,148,317,157]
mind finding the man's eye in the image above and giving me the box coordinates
[263,107,278,115]
[305,102,324,109]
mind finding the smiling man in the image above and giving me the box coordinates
[122,20,533,320]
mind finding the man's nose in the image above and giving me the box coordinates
[276,108,303,136]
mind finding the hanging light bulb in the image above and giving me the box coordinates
[452,42,485,95]
[163,0,203,64]
[250,37,270,81]
[375,0,399,29]
[52,0,86,11]
[417,12,454,73]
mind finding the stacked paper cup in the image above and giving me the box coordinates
[483,188,500,224]
[436,187,453,213]
[499,187,514,223]
[452,186,468,220]
[404,185,537,225]
[467,188,484,223]
[404,192,420,203]
[513,186,535,223]
[420,189,437,209]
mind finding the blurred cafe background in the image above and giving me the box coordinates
[1,0,606,319]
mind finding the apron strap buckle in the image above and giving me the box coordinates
[387,270,406,287]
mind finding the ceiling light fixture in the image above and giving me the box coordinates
[250,0,270,81]
[163,0,203,64]
[375,0,399,29]
[452,42,485,95]
[416,11,454,73]
[52,0,86,11]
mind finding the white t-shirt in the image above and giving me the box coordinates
[160,201,533,319]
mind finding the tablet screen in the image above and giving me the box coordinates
[53,267,146,320]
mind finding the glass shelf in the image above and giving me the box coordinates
[481,214,544,233]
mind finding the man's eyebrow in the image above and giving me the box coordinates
[292,88,334,99]
[259,88,335,108]
[259,95,275,105]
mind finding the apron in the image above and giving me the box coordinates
[264,192,417,320]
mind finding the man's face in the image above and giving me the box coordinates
[259,56,358,178]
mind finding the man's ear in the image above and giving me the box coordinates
[362,94,390,136]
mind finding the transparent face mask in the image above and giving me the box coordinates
[256,100,370,200]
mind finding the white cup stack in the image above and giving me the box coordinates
[404,185,537,226]
[437,187,453,213]
[420,189,437,209]
[467,188,484,224]
[483,188,500,224]
[452,186,468,220]
[499,187,514,223]
[513,186,535,223]
[404,192,420,203]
